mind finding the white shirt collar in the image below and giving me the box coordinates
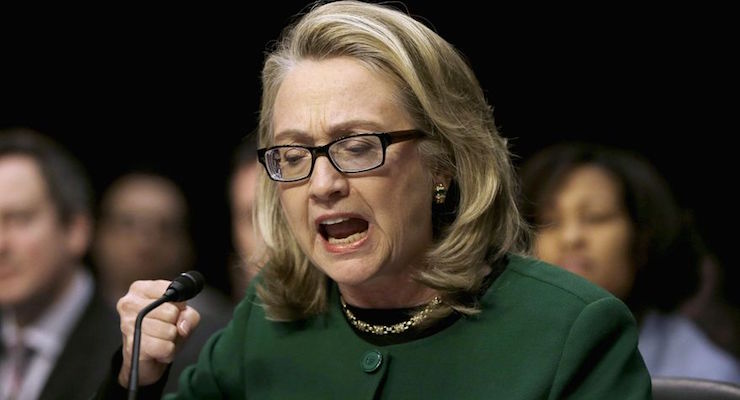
[1,268,94,360]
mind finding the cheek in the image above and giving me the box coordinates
[18,224,53,253]
[398,190,432,232]
[378,175,431,230]
[395,187,434,251]
[20,231,66,275]
[533,233,558,262]
[592,225,636,295]
[593,225,633,264]
[278,187,307,233]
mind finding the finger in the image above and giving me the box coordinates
[129,280,173,299]
[139,335,178,364]
[116,280,172,318]
[176,306,201,337]
[141,317,179,343]
[145,302,183,325]
[121,332,133,361]
[118,298,182,328]
[119,303,185,346]
[123,318,180,361]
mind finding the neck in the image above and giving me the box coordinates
[338,278,439,309]
[10,268,77,328]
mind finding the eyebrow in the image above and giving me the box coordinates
[273,130,312,144]
[273,120,386,144]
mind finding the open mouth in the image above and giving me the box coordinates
[319,217,369,245]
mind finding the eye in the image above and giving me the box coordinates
[282,148,310,165]
[5,210,35,227]
[109,215,137,231]
[340,137,375,154]
[583,211,618,225]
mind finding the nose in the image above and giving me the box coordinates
[136,224,159,242]
[558,220,585,250]
[308,156,349,202]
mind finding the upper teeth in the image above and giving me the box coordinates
[321,217,349,225]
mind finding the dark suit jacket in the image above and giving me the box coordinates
[34,290,120,400]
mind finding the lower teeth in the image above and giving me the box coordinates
[327,231,367,244]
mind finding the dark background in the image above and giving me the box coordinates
[1,2,730,296]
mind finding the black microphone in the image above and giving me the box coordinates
[162,270,205,302]
[128,271,205,400]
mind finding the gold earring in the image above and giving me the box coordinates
[434,183,447,204]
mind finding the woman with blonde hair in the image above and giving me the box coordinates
[102,2,651,398]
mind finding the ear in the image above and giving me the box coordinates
[433,172,453,188]
[65,213,93,258]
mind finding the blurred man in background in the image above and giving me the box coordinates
[0,127,120,400]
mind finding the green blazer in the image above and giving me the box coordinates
[166,255,651,399]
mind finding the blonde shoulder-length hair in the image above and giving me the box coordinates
[255,0,529,321]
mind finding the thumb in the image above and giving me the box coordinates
[176,305,201,338]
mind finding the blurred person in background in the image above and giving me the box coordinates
[228,134,267,302]
[682,189,740,362]
[92,170,233,394]
[0,127,120,400]
[520,141,740,383]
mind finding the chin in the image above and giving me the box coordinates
[0,287,31,306]
[319,259,379,286]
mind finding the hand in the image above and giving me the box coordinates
[116,280,201,387]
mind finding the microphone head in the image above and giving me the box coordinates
[164,270,205,301]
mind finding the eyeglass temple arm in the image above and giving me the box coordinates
[387,129,425,143]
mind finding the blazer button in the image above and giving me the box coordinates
[361,350,383,373]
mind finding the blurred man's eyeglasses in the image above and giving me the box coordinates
[257,129,425,182]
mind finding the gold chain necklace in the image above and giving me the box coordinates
[340,296,443,335]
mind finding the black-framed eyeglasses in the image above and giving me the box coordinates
[257,129,426,182]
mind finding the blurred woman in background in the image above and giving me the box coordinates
[520,142,740,383]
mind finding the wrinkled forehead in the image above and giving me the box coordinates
[271,58,409,145]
